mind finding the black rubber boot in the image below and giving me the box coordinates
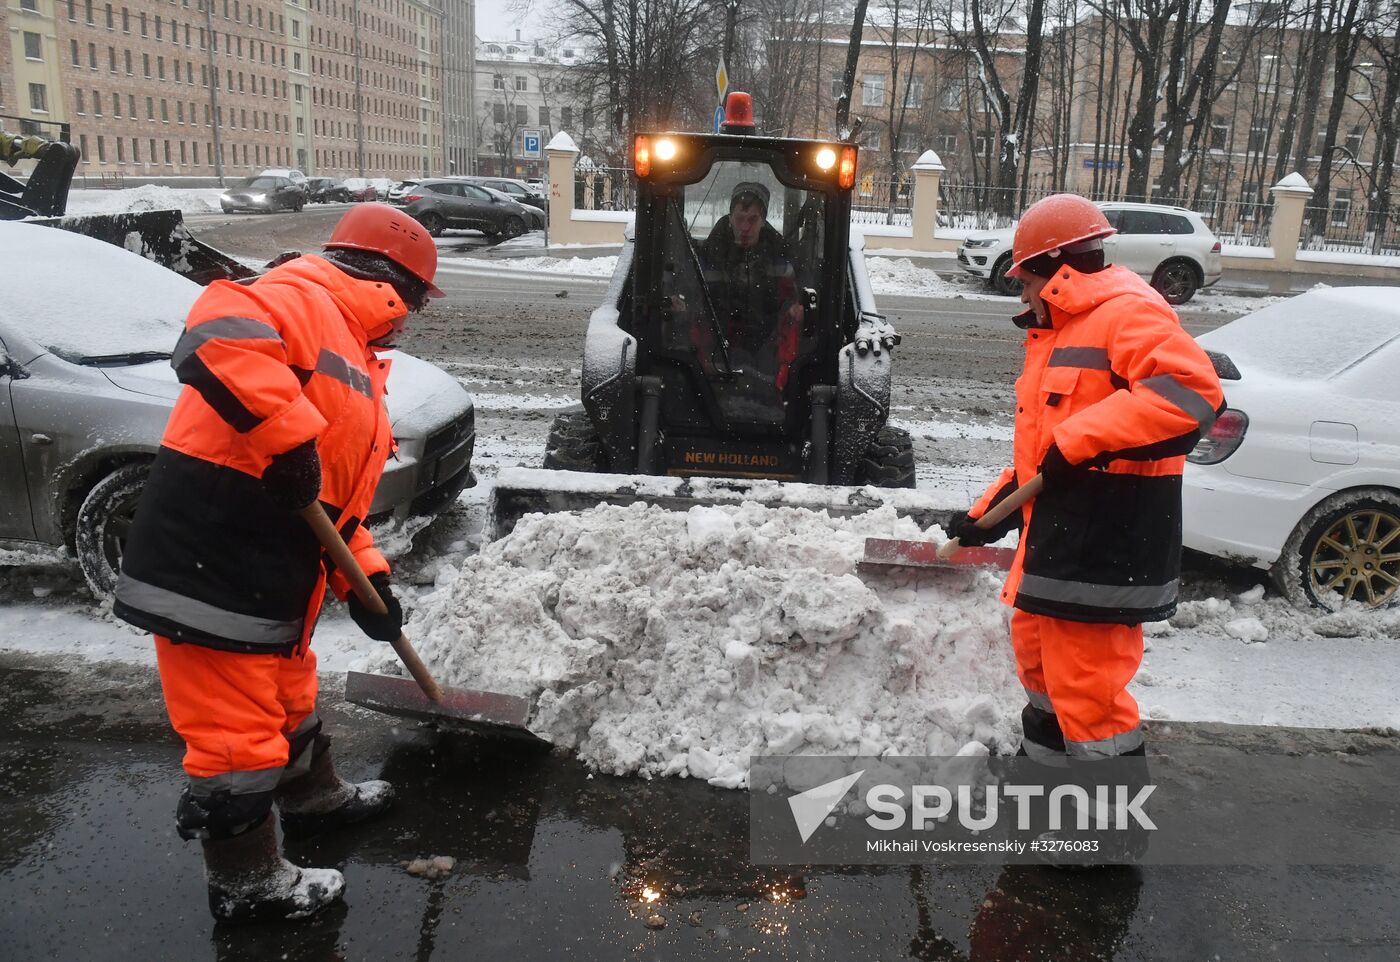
[201,816,345,923]
[276,742,394,838]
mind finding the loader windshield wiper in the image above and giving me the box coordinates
[668,196,735,377]
[75,350,173,367]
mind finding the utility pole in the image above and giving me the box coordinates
[723,0,741,70]
[353,0,365,176]
[203,1,225,186]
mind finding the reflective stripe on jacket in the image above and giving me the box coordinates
[973,265,1225,624]
[114,255,404,653]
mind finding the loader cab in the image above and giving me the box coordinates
[627,122,858,478]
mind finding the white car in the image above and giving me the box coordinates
[957,202,1223,304]
[1182,287,1400,609]
[258,167,308,193]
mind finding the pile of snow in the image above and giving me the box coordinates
[864,257,1002,300]
[1146,581,1400,645]
[62,185,223,216]
[366,502,1022,788]
[441,254,618,278]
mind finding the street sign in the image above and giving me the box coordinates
[714,105,726,133]
[716,57,729,103]
[522,130,542,158]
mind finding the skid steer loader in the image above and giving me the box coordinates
[2,121,252,285]
[492,94,927,536]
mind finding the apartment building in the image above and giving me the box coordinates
[4,0,445,181]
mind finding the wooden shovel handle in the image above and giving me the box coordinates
[299,503,444,703]
[937,474,1044,560]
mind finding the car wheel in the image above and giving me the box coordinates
[991,255,1023,297]
[1270,488,1400,611]
[417,211,445,237]
[74,462,150,598]
[1151,259,1199,305]
[501,216,526,240]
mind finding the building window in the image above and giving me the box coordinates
[975,134,990,155]
[161,100,169,122]
[125,49,133,74]
[23,0,40,11]
[29,84,49,113]
[862,74,885,107]
[938,133,956,154]
[516,104,528,125]
[560,105,572,128]
[539,106,550,126]
[294,84,303,102]
[113,93,121,116]
[904,77,924,108]
[1332,188,1353,226]
[515,75,527,92]
[106,3,113,28]
[97,136,106,162]
[493,102,505,123]
[144,53,151,77]
[493,74,505,90]
[116,138,124,162]
[28,33,45,61]
[76,90,86,114]
[109,47,117,72]
[829,75,844,99]
[91,90,101,114]
[1247,125,1267,154]
[1345,124,1365,157]
[939,81,964,111]
[122,7,129,32]
[147,97,154,119]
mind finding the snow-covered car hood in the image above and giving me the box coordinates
[100,350,470,431]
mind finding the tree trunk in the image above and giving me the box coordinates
[834,0,872,137]
[1308,0,1365,242]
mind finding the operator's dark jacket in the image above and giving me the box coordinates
[697,217,801,386]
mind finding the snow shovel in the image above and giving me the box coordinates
[300,504,544,743]
[859,474,1044,572]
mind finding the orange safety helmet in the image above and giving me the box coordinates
[324,203,445,298]
[1007,193,1115,279]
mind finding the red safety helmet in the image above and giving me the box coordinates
[324,203,444,298]
[1008,193,1115,279]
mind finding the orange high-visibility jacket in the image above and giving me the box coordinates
[115,255,405,653]
[972,265,1225,624]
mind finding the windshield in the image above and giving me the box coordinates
[0,222,195,364]
[241,176,282,189]
[657,159,827,428]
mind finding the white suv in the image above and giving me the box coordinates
[957,202,1223,304]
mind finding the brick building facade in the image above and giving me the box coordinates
[4,0,446,182]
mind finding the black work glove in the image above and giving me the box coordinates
[262,439,322,511]
[1039,442,1098,489]
[946,510,999,548]
[348,572,403,642]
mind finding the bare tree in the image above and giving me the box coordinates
[834,0,872,136]
[1365,3,1400,251]
[1307,0,1367,241]
[963,0,1044,213]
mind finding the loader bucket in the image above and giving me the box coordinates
[34,209,255,286]
[488,466,958,541]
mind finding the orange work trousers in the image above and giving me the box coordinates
[1009,610,1144,758]
[154,636,319,789]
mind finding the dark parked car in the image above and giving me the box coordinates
[305,177,353,203]
[461,176,547,213]
[220,175,305,213]
[402,179,541,239]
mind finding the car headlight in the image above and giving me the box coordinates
[962,238,997,248]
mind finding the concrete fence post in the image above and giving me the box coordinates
[545,132,580,245]
[910,150,946,252]
[1269,172,1313,269]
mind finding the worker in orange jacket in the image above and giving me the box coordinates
[947,195,1223,850]
[114,204,444,922]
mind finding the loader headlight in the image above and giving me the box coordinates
[815,147,837,170]
[654,138,677,161]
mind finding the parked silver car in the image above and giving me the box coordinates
[0,221,475,595]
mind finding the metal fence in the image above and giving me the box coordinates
[575,165,636,212]
[851,174,913,227]
[1198,197,1274,248]
[938,182,1058,232]
[1300,204,1400,256]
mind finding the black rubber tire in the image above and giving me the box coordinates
[502,216,526,240]
[991,254,1023,297]
[1270,488,1400,611]
[417,211,445,237]
[1151,259,1200,305]
[855,426,917,489]
[75,462,150,598]
[542,410,609,472]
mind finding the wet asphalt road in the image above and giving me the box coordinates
[2,654,1398,961]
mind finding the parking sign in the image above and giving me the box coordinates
[523,131,542,158]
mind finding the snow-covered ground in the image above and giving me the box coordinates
[62,186,225,216]
[3,486,1397,790]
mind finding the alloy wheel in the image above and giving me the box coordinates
[1307,508,1400,608]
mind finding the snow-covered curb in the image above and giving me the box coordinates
[62,186,224,216]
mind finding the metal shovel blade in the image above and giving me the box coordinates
[345,670,548,744]
[859,537,1017,572]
